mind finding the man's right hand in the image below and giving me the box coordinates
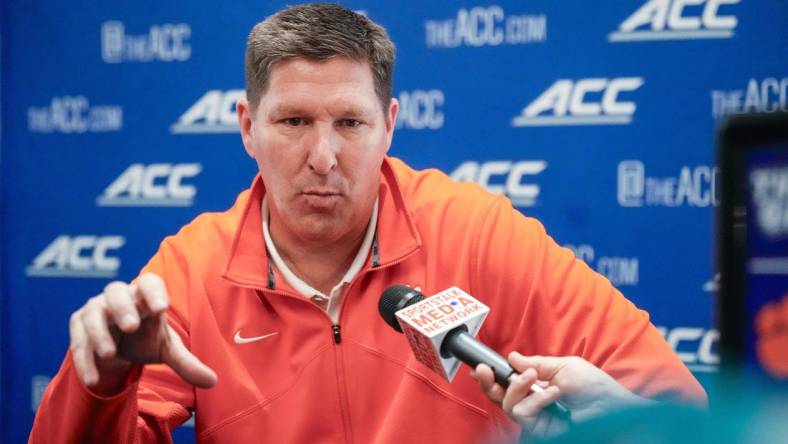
[69,272,218,396]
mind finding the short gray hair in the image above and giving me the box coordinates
[245,3,396,113]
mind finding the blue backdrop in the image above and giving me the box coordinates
[2,0,787,442]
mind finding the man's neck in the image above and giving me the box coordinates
[271,223,368,295]
[263,196,377,296]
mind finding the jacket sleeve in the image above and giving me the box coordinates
[471,196,707,405]
[29,239,196,443]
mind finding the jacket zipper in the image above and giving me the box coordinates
[236,283,352,441]
[332,324,341,344]
[329,249,419,443]
[229,247,419,444]
[331,247,420,347]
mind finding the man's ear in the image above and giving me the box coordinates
[237,98,255,158]
[385,98,399,152]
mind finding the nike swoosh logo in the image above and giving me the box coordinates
[234,331,278,344]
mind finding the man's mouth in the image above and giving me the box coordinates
[302,188,341,197]
[300,188,342,208]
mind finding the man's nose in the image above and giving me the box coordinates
[307,125,338,175]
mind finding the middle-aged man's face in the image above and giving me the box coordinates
[238,57,398,247]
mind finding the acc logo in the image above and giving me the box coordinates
[396,89,445,130]
[617,160,719,208]
[609,0,739,42]
[170,90,244,134]
[102,21,191,63]
[96,163,202,207]
[564,244,639,287]
[425,6,547,48]
[511,78,644,127]
[711,77,788,119]
[26,235,126,278]
[27,96,123,134]
[450,160,546,207]
[656,326,719,372]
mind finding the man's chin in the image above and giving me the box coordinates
[291,216,348,245]
[296,230,347,247]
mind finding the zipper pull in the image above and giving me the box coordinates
[332,324,342,344]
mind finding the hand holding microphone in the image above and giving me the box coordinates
[379,285,652,439]
[378,285,572,422]
[472,353,650,438]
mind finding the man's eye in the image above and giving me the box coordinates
[283,118,304,126]
[340,119,361,128]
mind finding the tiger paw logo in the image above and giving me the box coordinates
[755,294,788,379]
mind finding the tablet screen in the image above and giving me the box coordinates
[745,147,788,380]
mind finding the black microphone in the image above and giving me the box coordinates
[379,284,571,421]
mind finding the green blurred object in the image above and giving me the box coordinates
[527,372,788,444]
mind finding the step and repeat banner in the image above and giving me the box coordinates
[2,0,786,441]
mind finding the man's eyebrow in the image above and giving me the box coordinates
[268,104,311,117]
[336,103,376,118]
[268,103,377,119]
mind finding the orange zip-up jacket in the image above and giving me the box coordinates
[30,157,706,443]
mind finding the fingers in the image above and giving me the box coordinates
[136,273,169,314]
[81,296,116,359]
[472,357,566,437]
[511,385,561,431]
[104,282,139,333]
[68,273,217,391]
[511,384,560,419]
[70,311,99,386]
[471,363,506,405]
[104,274,169,332]
[491,363,563,433]
[161,323,218,388]
[508,352,566,382]
[502,368,538,414]
[68,273,170,387]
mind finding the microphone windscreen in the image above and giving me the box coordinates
[378,285,424,332]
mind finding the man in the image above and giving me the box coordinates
[30,4,705,443]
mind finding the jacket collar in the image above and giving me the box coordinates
[222,157,422,289]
